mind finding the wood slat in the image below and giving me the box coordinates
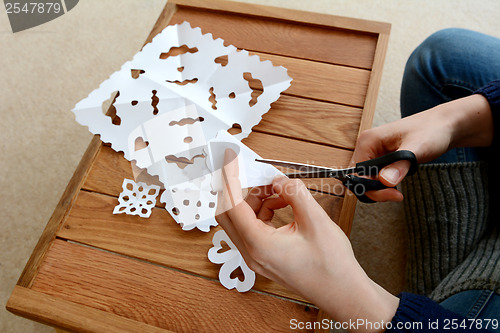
[56,190,343,302]
[170,0,391,35]
[7,286,171,333]
[31,239,319,332]
[83,134,353,198]
[168,6,378,69]
[253,51,370,107]
[254,95,362,149]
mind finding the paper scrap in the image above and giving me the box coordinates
[113,179,160,218]
[208,229,255,292]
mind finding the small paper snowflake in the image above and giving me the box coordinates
[113,179,160,218]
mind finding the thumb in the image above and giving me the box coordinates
[379,160,411,187]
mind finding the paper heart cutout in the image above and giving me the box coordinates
[207,230,255,292]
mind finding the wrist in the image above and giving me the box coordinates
[447,94,493,148]
[349,269,399,333]
[319,261,399,333]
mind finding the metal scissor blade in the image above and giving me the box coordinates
[255,158,355,178]
[286,171,336,179]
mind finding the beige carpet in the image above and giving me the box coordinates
[1,0,499,331]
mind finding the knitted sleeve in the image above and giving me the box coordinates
[386,293,494,332]
[474,80,500,147]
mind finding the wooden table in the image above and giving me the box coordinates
[6,1,390,332]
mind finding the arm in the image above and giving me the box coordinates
[352,93,494,202]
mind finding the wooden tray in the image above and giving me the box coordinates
[7,1,390,332]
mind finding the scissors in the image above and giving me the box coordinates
[255,150,418,203]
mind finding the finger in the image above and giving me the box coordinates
[272,176,319,222]
[245,185,274,214]
[215,212,259,270]
[351,128,391,166]
[226,199,272,244]
[217,148,244,215]
[365,187,403,202]
[256,196,288,223]
[378,160,411,187]
[221,150,273,242]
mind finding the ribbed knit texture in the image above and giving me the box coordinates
[475,80,500,111]
[430,224,500,302]
[401,162,500,301]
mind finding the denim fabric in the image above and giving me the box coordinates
[440,290,500,332]
[400,28,500,164]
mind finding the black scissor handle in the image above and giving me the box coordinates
[345,150,418,203]
[343,175,388,203]
[355,150,418,177]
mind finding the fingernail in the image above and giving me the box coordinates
[381,167,400,185]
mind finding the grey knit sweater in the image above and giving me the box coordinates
[402,162,500,302]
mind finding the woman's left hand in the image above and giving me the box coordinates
[216,149,399,333]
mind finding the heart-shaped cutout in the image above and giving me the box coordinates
[207,230,255,292]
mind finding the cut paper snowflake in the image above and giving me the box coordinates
[72,21,291,232]
[113,179,160,218]
[160,175,218,232]
[208,230,255,292]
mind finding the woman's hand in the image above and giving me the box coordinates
[216,149,399,332]
[352,94,493,202]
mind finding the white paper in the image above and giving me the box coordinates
[72,22,291,231]
[205,130,284,192]
[113,179,160,218]
[207,230,255,292]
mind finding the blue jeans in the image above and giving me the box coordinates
[401,28,500,329]
[440,290,500,331]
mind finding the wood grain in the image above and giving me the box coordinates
[168,5,378,69]
[337,32,391,238]
[170,0,391,35]
[56,190,343,302]
[31,240,319,332]
[253,52,370,107]
[254,95,362,149]
[7,286,171,333]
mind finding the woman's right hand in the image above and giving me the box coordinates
[352,94,493,202]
